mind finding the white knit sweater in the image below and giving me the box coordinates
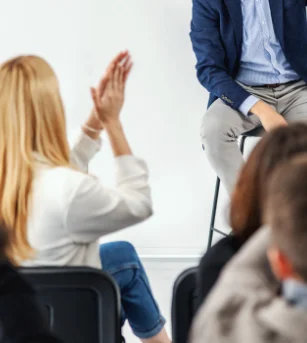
[23,132,152,269]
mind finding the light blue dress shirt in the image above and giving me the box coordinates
[283,279,307,312]
[237,0,299,115]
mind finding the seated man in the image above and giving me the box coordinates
[190,0,307,193]
[190,156,307,343]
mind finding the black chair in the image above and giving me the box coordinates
[20,267,121,343]
[171,267,200,343]
[207,128,264,249]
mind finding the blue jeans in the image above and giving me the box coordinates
[99,241,166,339]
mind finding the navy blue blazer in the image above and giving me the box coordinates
[190,0,307,109]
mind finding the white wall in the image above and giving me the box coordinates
[0,0,231,257]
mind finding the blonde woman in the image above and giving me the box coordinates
[0,52,170,343]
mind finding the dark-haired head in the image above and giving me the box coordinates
[230,122,307,242]
[265,155,307,282]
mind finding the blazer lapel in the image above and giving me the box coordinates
[224,0,243,56]
[269,0,285,49]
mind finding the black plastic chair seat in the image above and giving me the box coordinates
[20,267,121,343]
[242,126,264,137]
[171,267,200,343]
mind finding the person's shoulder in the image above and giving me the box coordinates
[42,165,86,180]
[199,0,222,8]
[205,0,222,4]
[33,166,100,212]
[201,235,242,268]
[37,166,95,193]
[210,235,241,253]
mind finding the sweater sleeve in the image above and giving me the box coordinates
[66,155,153,242]
[70,132,102,172]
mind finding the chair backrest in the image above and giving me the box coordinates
[20,267,121,343]
[171,267,200,343]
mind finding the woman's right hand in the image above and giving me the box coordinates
[91,51,133,125]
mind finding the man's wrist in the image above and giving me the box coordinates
[239,96,260,116]
[250,100,269,118]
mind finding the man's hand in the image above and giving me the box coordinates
[250,100,287,131]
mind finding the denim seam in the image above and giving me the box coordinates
[129,275,165,334]
[132,316,166,339]
[132,315,165,334]
[106,263,140,275]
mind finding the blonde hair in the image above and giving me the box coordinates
[0,55,71,264]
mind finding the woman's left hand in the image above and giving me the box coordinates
[91,51,133,125]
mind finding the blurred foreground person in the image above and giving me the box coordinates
[191,156,307,343]
[0,225,61,343]
[199,123,307,303]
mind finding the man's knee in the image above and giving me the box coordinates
[200,101,240,148]
[201,109,228,146]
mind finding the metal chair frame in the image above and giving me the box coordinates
[207,135,249,249]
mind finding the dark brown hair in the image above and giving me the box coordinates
[230,123,307,242]
[265,156,307,281]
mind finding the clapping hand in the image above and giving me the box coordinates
[91,51,133,125]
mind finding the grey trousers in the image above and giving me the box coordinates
[201,80,307,194]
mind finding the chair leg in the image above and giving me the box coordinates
[207,177,220,250]
[240,135,247,154]
[207,136,248,250]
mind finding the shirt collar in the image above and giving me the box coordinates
[283,279,307,312]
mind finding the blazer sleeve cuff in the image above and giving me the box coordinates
[239,95,260,116]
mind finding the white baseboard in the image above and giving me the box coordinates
[140,254,200,260]
[136,246,204,257]
[138,255,200,270]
